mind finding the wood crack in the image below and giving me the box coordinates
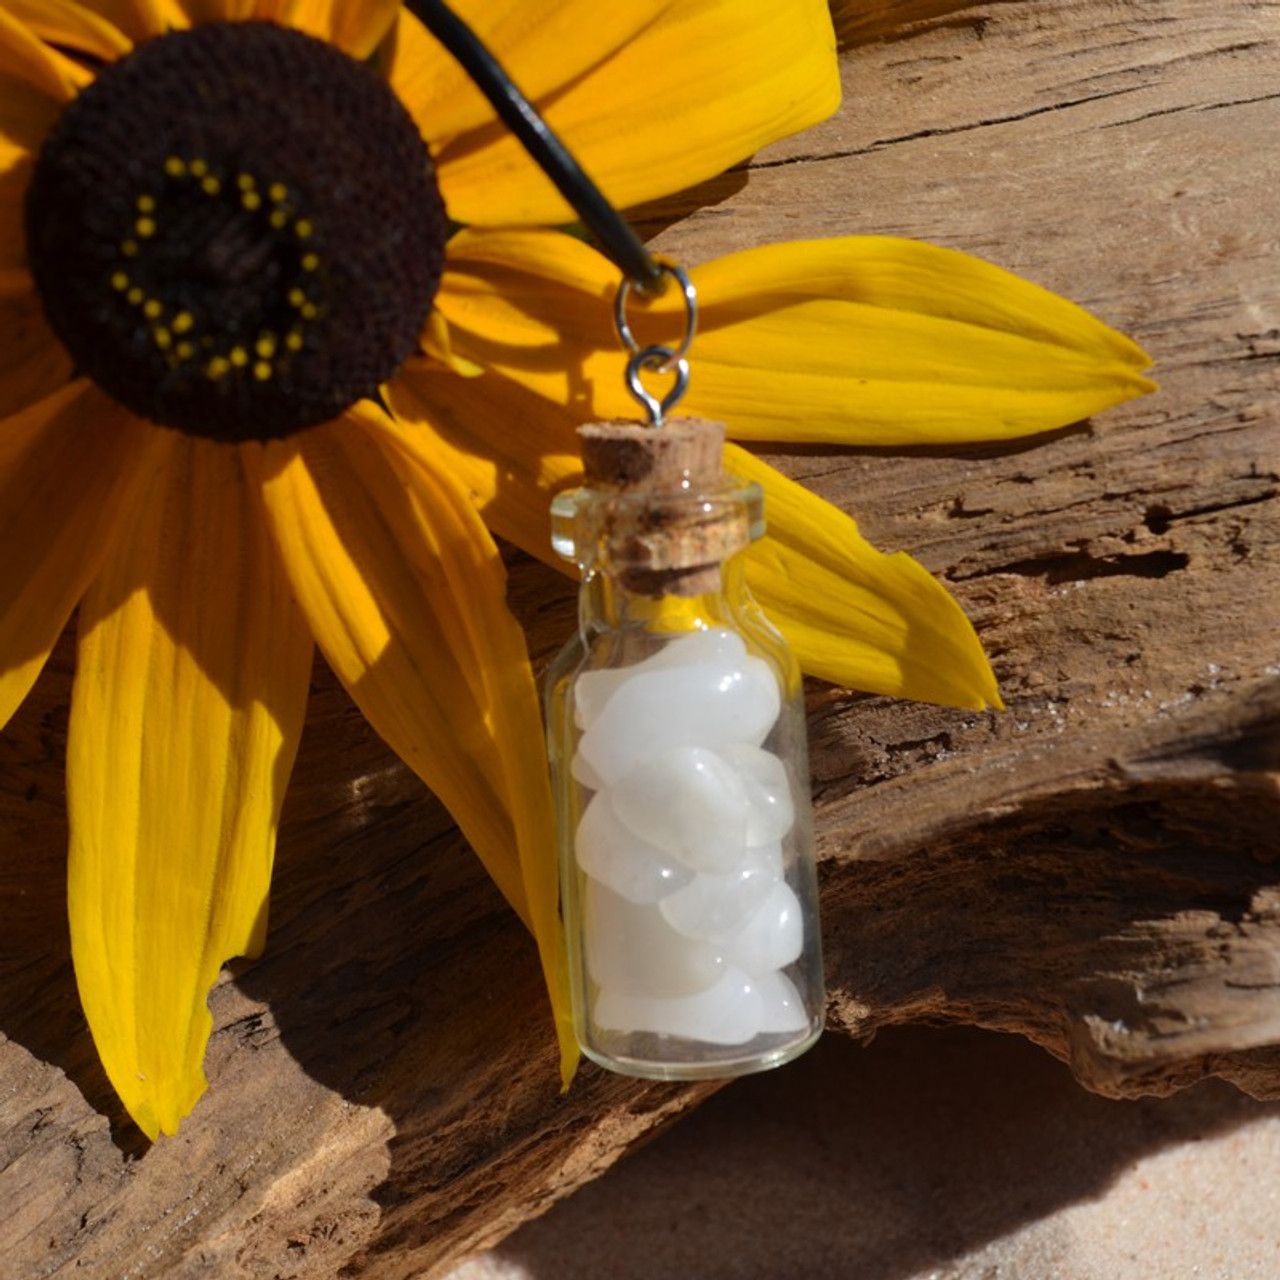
[953,547,1191,584]
[1144,490,1279,533]
[748,86,1149,166]
[1098,91,1280,129]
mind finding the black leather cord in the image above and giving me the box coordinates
[408,0,665,292]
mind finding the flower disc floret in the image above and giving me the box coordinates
[25,21,447,441]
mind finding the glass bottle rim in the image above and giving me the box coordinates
[550,475,764,567]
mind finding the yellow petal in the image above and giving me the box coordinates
[438,228,1155,444]
[687,238,1157,443]
[67,434,312,1139]
[4,0,133,60]
[176,0,396,49]
[384,358,581,568]
[387,361,996,708]
[0,285,74,415]
[80,0,183,40]
[433,228,615,413]
[724,443,999,707]
[0,58,60,163]
[258,406,575,1079]
[0,164,35,275]
[434,0,840,224]
[387,3,665,145]
[173,0,255,22]
[274,0,400,58]
[0,267,29,295]
[0,383,153,732]
[421,308,485,378]
[0,6,90,100]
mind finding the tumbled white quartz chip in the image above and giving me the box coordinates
[720,881,804,973]
[573,665,633,731]
[574,630,781,788]
[585,881,723,997]
[575,630,748,732]
[610,746,749,874]
[647,628,747,670]
[754,971,811,1034]
[593,966,763,1045]
[569,745,607,793]
[721,743,796,846]
[658,853,781,942]
[576,794,695,904]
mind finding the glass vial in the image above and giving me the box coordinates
[545,418,824,1080]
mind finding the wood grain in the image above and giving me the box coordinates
[2,2,1277,1275]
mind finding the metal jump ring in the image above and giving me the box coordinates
[614,261,697,371]
[626,344,690,427]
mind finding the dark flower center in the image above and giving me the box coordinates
[25,21,447,441]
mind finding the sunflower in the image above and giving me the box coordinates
[0,0,1154,1140]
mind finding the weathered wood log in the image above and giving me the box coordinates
[2,0,1277,1275]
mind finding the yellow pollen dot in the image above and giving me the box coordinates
[268,183,288,203]
[135,217,156,238]
[253,361,272,381]
[285,331,304,352]
[300,303,318,320]
[176,341,194,360]
[121,239,139,257]
[236,173,256,191]
[164,156,186,177]
[153,327,172,349]
[255,334,277,359]
[229,346,249,367]
[287,287,307,308]
[201,175,221,195]
[242,192,262,211]
[173,311,194,334]
[269,209,288,229]
[143,299,162,319]
[206,356,230,380]
[301,252,319,272]
[294,218,313,239]
[126,287,144,305]
[110,272,129,292]
[189,159,208,177]
[136,195,156,213]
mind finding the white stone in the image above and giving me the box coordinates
[740,840,787,881]
[573,665,633,731]
[658,857,782,942]
[574,635,781,788]
[631,628,749,675]
[610,746,749,873]
[651,627,747,666]
[719,881,805,974]
[592,965,763,1045]
[575,631,747,732]
[721,743,796,846]
[584,881,723,997]
[575,794,694,904]
[570,747,607,793]
[754,971,812,1035]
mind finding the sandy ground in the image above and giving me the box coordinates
[442,1025,1280,1280]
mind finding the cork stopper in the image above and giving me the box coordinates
[580,417,725,490]
[576,417,747,597]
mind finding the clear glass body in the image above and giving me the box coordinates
[545,479,824,1080]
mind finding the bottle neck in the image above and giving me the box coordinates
[580,556,748,634]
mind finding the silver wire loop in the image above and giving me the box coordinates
[614,262,697,369]
[614,261,697,426]
[626,344,690,427]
